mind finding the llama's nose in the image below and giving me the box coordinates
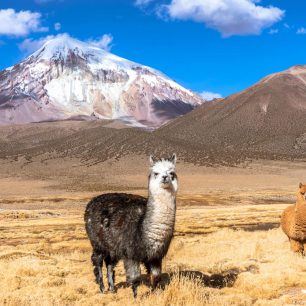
[162,175,169,182]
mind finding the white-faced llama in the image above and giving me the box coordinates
[84,154,178,297]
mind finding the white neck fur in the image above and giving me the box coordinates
[142,157,178,258]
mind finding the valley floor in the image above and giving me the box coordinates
[0,158,306,305]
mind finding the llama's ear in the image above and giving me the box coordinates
[299,182,303,188]
[170,153,177,165]
[149,155,156,167]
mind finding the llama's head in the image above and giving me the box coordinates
[299,183,306,195]
[149,154,178,194]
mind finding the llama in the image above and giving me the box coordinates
[84,154,178,297]
[281,183,306,255]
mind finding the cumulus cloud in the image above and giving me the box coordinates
[200,91,222,101]
[86,34,114,51]
[18,35,56,55]
[54,22,61,31]
[0,9,48,37]
[297,27,306,35]
[157,0,284,37]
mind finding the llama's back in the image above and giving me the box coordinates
[84,193,147,259]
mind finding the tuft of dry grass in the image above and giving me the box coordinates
[0,202,305,306]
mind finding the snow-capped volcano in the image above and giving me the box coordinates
[0,34,204,128]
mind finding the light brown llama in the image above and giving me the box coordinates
[281,183,306,255]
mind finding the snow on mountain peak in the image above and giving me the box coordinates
[31,34,135,69]
[32,34,96,59]
[0,35,204,128]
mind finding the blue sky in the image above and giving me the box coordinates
[1,0,306,98]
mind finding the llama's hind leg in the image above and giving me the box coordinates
[105,256,117,292]
[146,259,162,290]
[91,250,105,293]
[124,259,141,298]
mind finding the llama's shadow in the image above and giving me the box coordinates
[115,269,239,291]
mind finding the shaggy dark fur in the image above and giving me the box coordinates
[84,192,172,297]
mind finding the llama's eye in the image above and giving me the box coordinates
[154,172,159,177]
[170,172,176,180]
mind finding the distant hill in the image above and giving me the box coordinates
[157,65,306,161]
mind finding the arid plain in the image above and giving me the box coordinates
[1,151,306,305]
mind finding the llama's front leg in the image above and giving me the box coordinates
[124,259,141,298]
[105,256,116,292]
[290,239,303,254]
[147,258,162,290]
[91,250,105,293]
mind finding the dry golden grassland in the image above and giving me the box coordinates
[0,194,305,306]
[1,159,306,305]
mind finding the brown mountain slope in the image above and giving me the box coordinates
[0,120,243,167]
[157,65,306,160]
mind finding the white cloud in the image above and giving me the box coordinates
[54,22,61,31]
[159,0,285,37]
[135,0,153,7]
[18,35,56,55]
[200,91,222,101]
[35,0,56,3]
[86,34,114,51]
[0,9,48,37]
[268,28,278,35]
[297,27,306,35]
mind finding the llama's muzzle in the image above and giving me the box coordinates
[162,175,169,183]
